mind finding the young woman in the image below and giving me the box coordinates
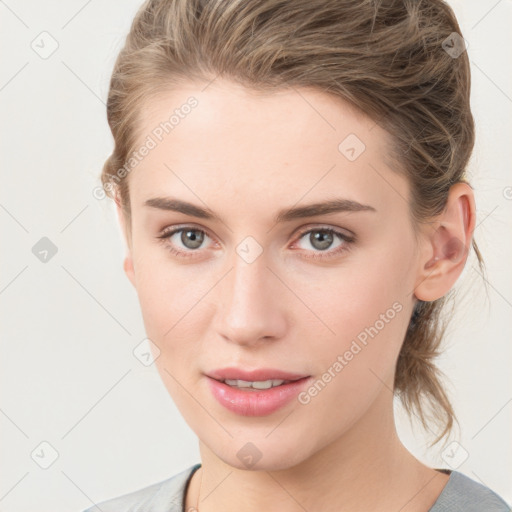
[85,0,509,510]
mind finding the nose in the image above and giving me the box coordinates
[214,249,288,348]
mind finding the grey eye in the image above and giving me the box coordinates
[308,230,334,251]
[178,229,205,250]
[297,229,344,252]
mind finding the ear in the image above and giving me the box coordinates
[414,182,476,302]
[115,199,136,289]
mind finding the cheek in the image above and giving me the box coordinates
[293,244,413,409]
[304,252,411,348]
[132,255,213,411]
[294,268,408,431]
[132,247,216,359]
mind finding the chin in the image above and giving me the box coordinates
[203,432,315,472]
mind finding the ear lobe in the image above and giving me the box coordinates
[123,252,136,288]
[414,182,476,302]
[115,199,136,288]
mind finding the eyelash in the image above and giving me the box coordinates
[156,225,356,260]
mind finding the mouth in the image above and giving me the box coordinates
[206,367,309,389]
[204,367,311,416]
[212,377,304,391]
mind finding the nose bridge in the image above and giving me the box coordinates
[230,250,268,308]
[216,243,286,345]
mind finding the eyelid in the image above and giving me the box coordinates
[160,221,209,233]
[158,223,214,242]
[293,223,356,241]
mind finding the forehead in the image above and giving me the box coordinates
[128,79,406,216]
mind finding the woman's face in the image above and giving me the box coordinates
[121,79,424,470]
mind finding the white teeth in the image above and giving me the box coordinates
[224,379,286,389]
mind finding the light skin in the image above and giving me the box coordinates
[116,79,475,512]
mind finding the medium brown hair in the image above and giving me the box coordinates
[101,0,483,445]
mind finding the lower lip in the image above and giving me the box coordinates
[206,376,311,416]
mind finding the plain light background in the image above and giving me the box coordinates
[0,1,511,511]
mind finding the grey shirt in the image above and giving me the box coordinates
[83,464,510,512]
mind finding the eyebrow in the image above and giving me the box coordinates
[144,196,376,224]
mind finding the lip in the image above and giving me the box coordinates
[205,367,311,417]
[206,367,309,382]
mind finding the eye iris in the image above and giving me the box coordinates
[310,230,333,251]
[181,229,204,249]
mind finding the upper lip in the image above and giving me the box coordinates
[207,367,309,382]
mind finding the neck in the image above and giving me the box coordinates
[186,388,449,512]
